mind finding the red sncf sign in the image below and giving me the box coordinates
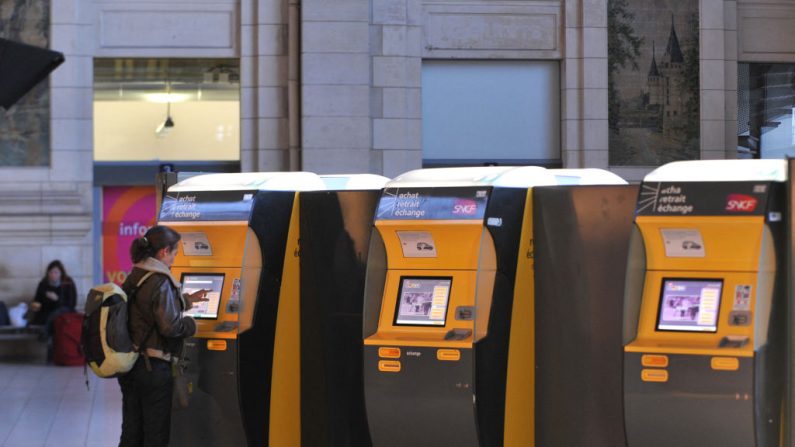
[726,194,758,212]
[452,199,478,215]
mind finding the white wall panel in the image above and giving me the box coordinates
[422,1,562,59]
[96,3,238,56]
[422,60,561,162]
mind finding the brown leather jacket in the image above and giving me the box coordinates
[123,266,196,361]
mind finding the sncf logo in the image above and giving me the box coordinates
[726,194,758,212]
[452,199,478,215]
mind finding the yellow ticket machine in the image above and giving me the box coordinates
[161,172,325,447]
[623,160,788,447]
[362,167,630,447]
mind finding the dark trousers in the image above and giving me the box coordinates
[119,357,174,447]
[44,306,72,336]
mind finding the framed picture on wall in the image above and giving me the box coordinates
[608,0,700,166]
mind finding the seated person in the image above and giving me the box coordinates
[28,260,77,331]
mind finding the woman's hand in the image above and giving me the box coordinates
[30,302,42,312]
[45,291,58,301]
[186,289,210,305]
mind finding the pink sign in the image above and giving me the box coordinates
[102,186,156,285]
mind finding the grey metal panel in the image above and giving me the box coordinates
[622,226,646,346]
[788,158,795,447]
[364,346,479,447]
[170,339,247,446]
[422,159,562,168]
[299,190,378,447]
[362,229,386,339]
[92,187,103,285]
[624,353,755,447]
[94,161,240,186]
[752,210,788,447]
[755,343,786,447]
[533,184,637,447]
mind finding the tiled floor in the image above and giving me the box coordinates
[0,363,122,447]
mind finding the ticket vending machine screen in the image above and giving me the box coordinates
[181,273,225,320]
[394,277,452,326]
[656,279,723,332]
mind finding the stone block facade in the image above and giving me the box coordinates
[0,0,794,306]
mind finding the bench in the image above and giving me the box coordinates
[0,325,48,362]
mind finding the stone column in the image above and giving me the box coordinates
[300,0,374,174]
[240,0,292,172]
[370,0,423,177]
[700,0,730,160]
[0,0,94,306]
[722,0,738,159]
[563,0,610,170]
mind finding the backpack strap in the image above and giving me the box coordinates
[135,271,157,289]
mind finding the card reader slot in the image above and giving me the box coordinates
[718,335,749,348]
[444,328,472,341]
[214,321,239,332]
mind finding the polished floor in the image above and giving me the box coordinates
[0,363,122,447]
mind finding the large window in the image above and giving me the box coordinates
[93,58,240,162]
[422,60,560,166]
[738,63,795,159]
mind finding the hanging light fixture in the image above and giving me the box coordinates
[155,80,175,137]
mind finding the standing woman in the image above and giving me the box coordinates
[120,225,207,447]
[29,260,77,328]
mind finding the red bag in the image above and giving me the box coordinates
[53,313,85,366]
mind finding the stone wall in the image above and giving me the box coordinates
[240,0,294,172]
[563,0,609,170]
[0,0,93,307]
[301,0,377,174]
[4,0,795,309]
[301,0,569,177]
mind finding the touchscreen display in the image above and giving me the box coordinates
[394,277,452,326]
[181,274,224,320]
[657,279,723,332]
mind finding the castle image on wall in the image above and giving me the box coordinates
[608,0,699,166]
[646,17,689,137]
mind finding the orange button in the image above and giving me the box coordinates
[641,354,669,368]
[378,360,401,373]
[641,369,669,383]
[711,357,739,371]
[207,340,227,351]
[379,347,401,359]
[437,349,461,361]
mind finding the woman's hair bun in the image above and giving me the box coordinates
[130,226,181,263]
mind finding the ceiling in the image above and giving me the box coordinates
[94,58,240,102]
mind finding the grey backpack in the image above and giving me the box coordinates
[81,272,153,378]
